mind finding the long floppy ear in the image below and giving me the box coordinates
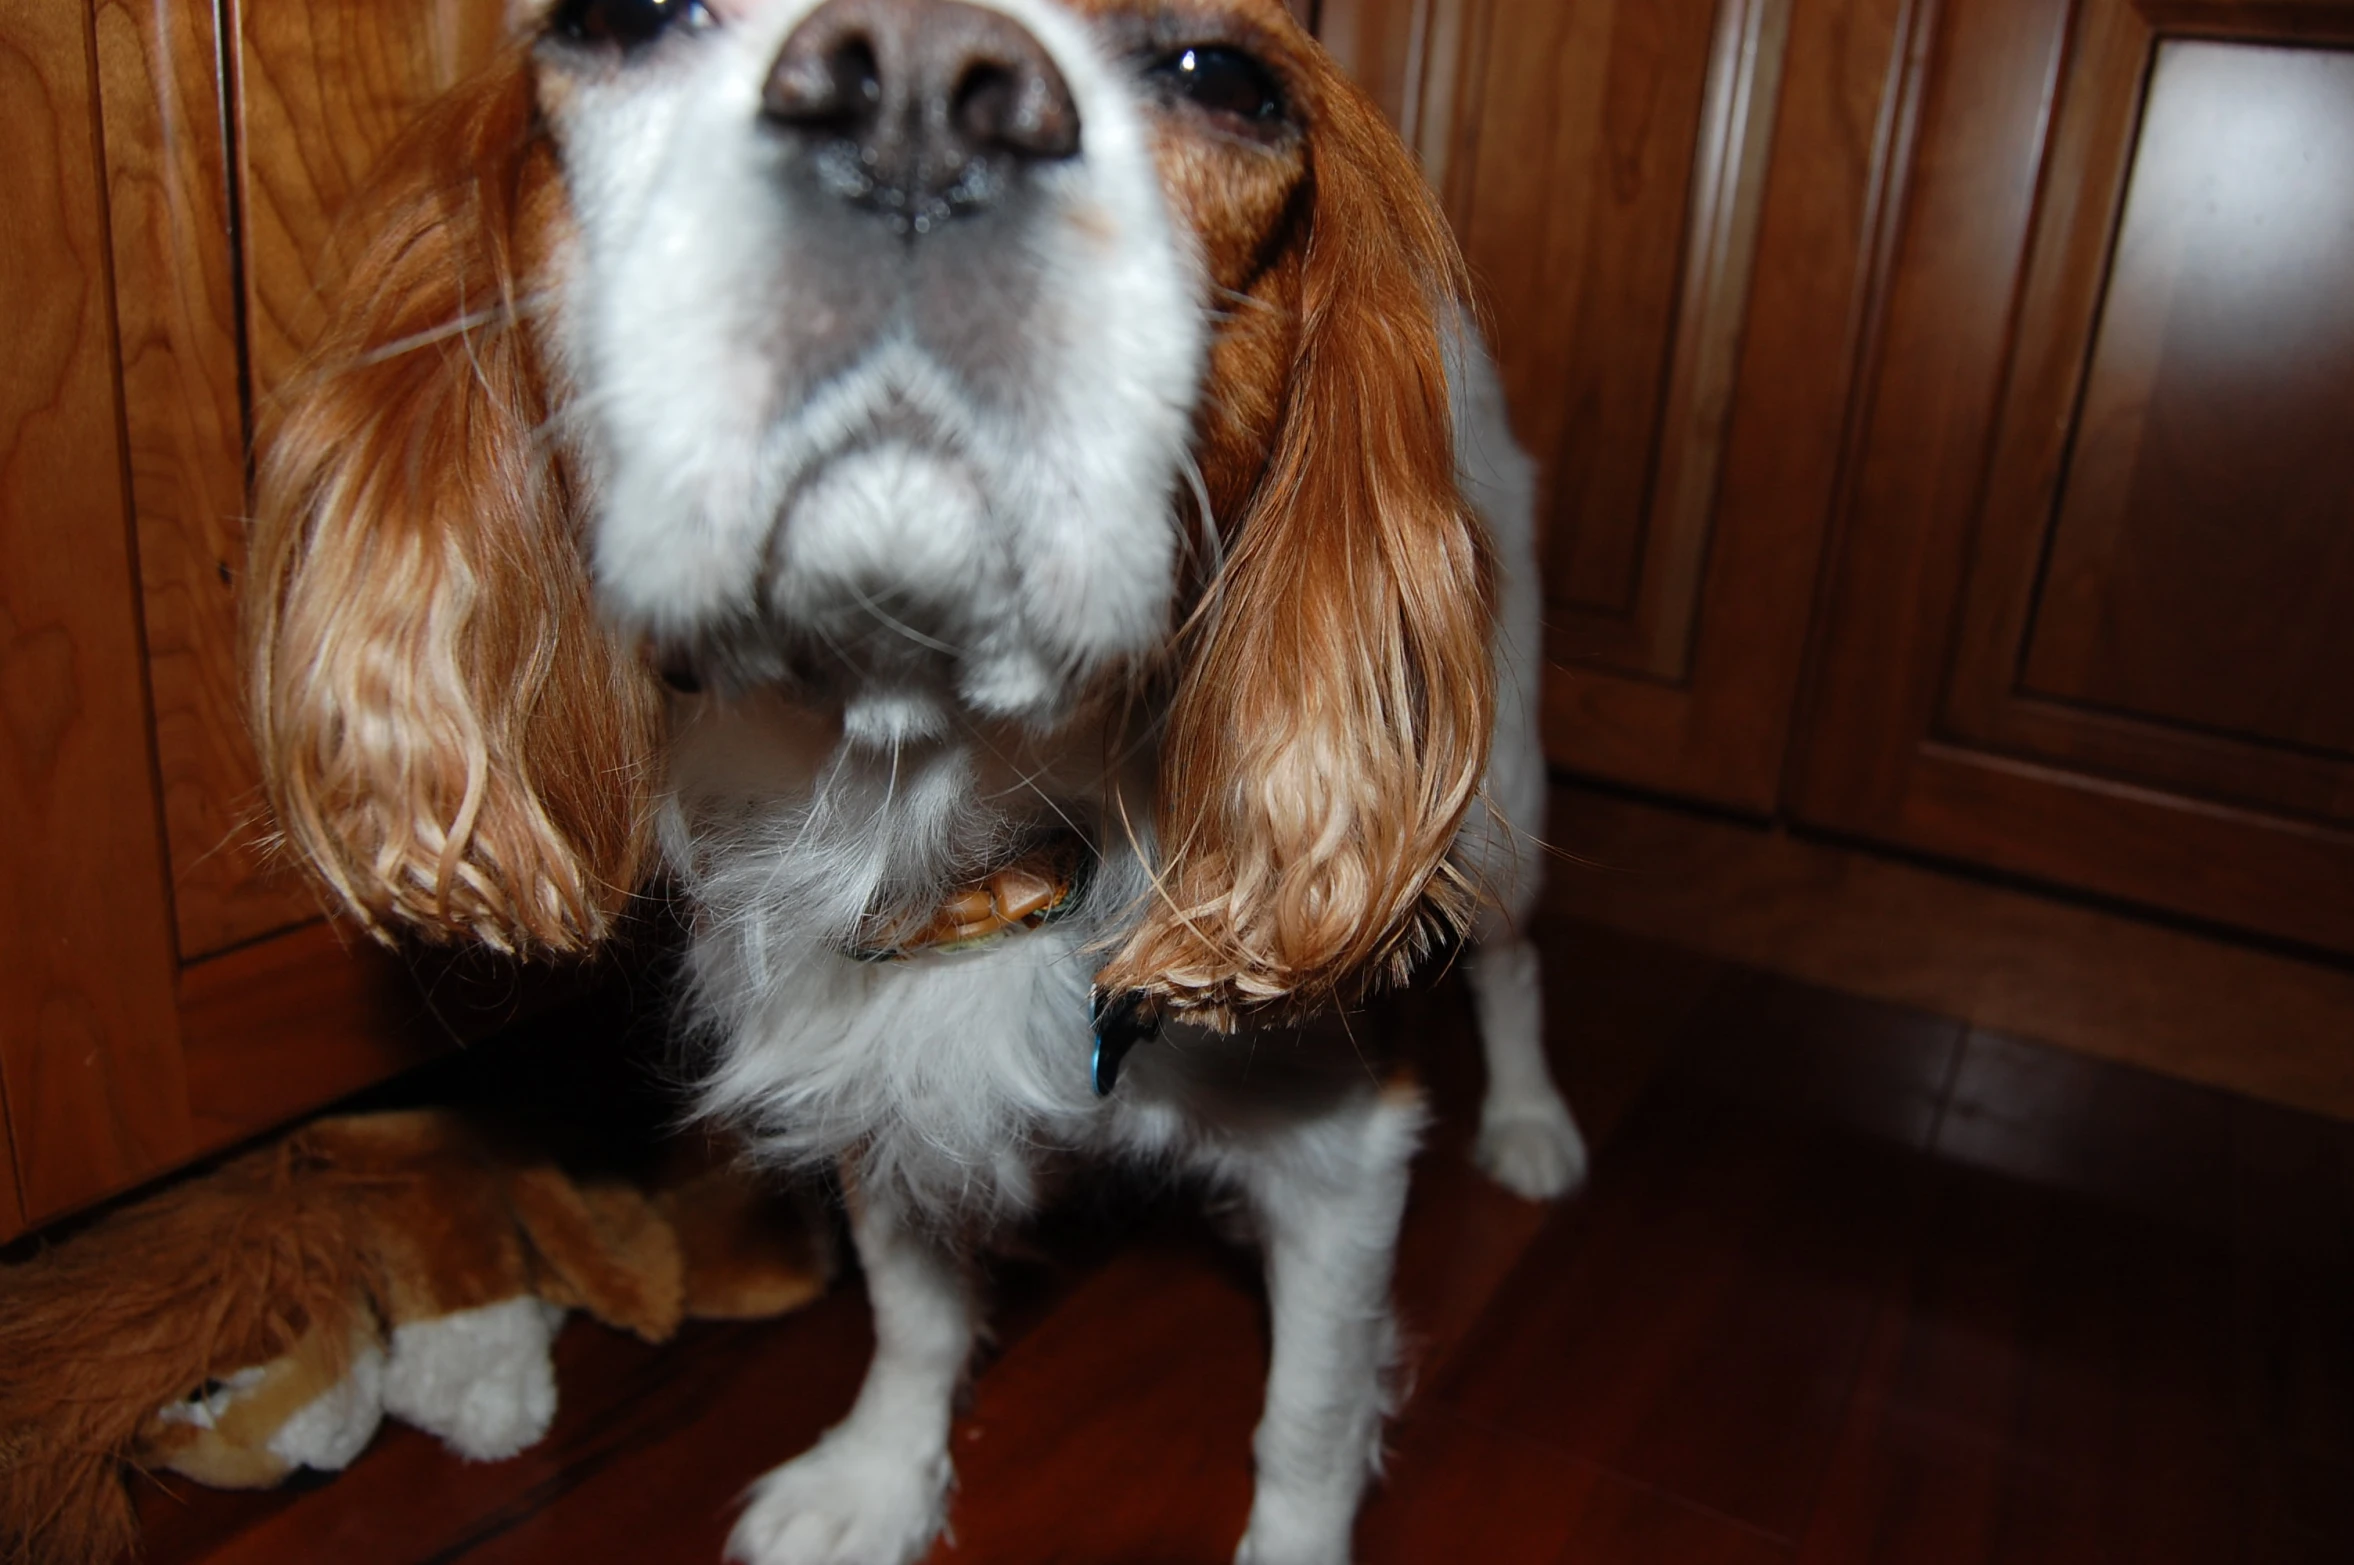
[1101,67,1495,1025]
[244,52,662,955]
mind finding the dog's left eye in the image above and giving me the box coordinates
[1147,46,1286,132]
[551,0,712,49]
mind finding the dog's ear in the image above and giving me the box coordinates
[1103,69,1495,1025]
[244,53,662,956]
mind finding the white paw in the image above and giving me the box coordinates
[1473,1100,1589,1200]
[727,1431,950,1565]
[1233,1490,1354,1565]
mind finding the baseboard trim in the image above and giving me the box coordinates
[1541,780,2354,1120]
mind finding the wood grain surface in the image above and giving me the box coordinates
[0,0,194,1226]
[1938,19,2354,825]
[2020,41,2354,761]
[93,0,306,961]
[1455,0,1922,812]
[237,0,507,403]
[0,1083,22,1241]
[1459,0,1722,633]
[175,919,615,1158]
[1791,0,2354,952]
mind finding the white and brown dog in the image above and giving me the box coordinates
[245,1,1586,1559]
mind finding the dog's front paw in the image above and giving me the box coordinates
[1473,1099,1589,1201]
[727,1431,950,1565]
[1234,1489,1355,1565]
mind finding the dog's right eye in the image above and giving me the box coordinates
[551,0,711,49]
[1145,45,1287,135]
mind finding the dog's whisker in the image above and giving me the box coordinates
[842,579,967,658]
[352,303,512,369]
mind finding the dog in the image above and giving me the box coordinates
[244,1,1587,1560]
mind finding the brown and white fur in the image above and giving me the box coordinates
[245,2,1585,1560]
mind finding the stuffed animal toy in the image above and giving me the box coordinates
[0,1109,832,1565]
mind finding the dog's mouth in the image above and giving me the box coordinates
[646,414,1073,745]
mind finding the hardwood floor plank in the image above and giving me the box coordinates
[1429,1089,1926,1539]
[936,1235,1264,1564]
[1393,920,1736,1387]
[443,1306,872,1565]
[1795,1109,2354,1563]
[1933,1029,2241,1231]
[1670,973,1964,1151]
[1361,1408,1793,1565]
[1361,1410,1598,1564]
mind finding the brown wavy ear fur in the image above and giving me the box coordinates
[1101,65,1495,1026]
[245,51,661,955]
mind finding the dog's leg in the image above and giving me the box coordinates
[728,1174,969,1565]
[1468,932,1588,1200]
[1232,1085,1424,1565]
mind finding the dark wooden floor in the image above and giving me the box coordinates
[135,920,2354,1564]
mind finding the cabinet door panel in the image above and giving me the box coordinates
[0,0,193,1223]
[1797,0,2354,952]
[1433,0,1915,810]
[6,1,553,1229]
[86,0,513,965]
[0,1105,21,1241]
[1467,0,1724,659]
[240,0,511,398]
[106,0,514,961]
[2018,42,2354,772]
[176,924,586,1153]
[96,0,297,961]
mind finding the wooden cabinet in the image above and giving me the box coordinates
[1,0,189,1242]
[0,0,520,1242]
[8,0,2351,1238]
[1338,0,2354,957]
[1327,0,1919,813]
[1448,0,1896,815]
[1791,0,2354,954]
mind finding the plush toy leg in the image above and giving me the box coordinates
[381,1296,564,1461]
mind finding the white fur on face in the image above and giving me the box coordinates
[541,0,1205,741]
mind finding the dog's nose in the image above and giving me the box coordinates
[762,0,1079,232]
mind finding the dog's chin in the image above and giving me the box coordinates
[638,437,1091,748]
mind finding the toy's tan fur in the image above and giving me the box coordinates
[0,1112,830,1564]
[1,1136,371,1564]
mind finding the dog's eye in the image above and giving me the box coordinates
[1148,46,1285,131]
[551,0,711,49]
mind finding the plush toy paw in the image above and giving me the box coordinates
[264,1333,388,1474]
[1473,1098,1590,1201]
[139,1315,386,1489]
[381,1297,563,1461]
[726,1430,951,1565]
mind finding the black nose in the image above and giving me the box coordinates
[762,0,1080,233]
